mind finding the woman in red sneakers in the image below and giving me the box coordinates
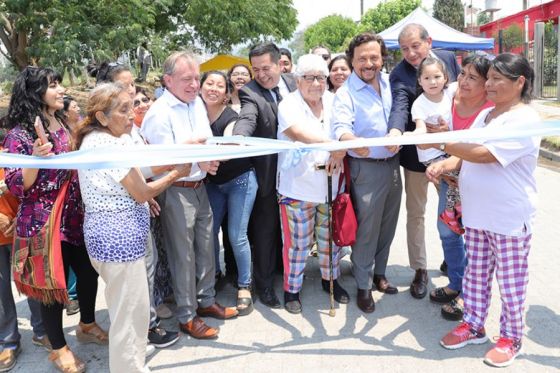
[426,53,538,368]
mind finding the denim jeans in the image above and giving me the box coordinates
[437,180,467,292]
[206,170,257,287]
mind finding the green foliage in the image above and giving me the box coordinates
[303,15,357,54]
[477,12,490,26]
[359,0,421,34]
[500,23,523,52]
[289,30,306,61]
[433,0,465,31]
[543,21,557,86]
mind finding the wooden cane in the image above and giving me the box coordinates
[327,173,335,317]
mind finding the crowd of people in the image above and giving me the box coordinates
[0,23,540,372]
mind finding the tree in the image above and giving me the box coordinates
[303,15,357,54]
[501,24,523,52]
[477,11,490,26]
[359,0,421,34]
[289,30,306,61]
[433,0,465,31]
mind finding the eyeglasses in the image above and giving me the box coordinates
[321,54,330,61]
[302,75,327,83]
[231,72,250,77]
[133,96,150,107]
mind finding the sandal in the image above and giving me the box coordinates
[441,298,464,321]
[439,211,465,235]
[48,345,86,373]
[430,286,459,304]
[236,287,254,316]
[76,321,109,345]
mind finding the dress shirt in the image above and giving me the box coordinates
[140,90,212,181]
[331,71,394,159]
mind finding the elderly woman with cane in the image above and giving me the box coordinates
[428,53,539,368]
[277,54,348,314]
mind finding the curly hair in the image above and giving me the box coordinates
[4,66,66,141]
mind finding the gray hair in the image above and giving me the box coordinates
[295,54,329,78]
[163,51,198,76]
[398,23,430,44]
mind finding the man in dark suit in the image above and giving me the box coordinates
[233,43,297,308]
[388,24,460,300]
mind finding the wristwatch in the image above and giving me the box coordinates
[439,143,446,151]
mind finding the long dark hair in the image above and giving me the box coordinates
[327,55,351,91]
[490,53,534,103]
[5,66,66,140]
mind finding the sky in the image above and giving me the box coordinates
[292,0,554,31]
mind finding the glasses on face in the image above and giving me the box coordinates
[133,96,150,107]
[231,71,250,77]
[302,75,327,83]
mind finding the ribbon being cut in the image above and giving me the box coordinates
[1,120,559,170]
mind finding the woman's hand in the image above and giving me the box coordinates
[441,174,458,188]
[32,138,53,157]
[325,155,343,175]
[426,161,446,184]
[148,199,161,217]
[0,213,15,237]
[198,161,220,176]
[426,116,450,133]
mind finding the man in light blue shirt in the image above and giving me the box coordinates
[331,32,403,314]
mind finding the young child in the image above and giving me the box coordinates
[409,57,463,235]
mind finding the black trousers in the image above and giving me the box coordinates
[249,191,282,290]
[40,241,98,350]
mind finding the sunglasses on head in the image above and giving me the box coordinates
[133,96,150,107]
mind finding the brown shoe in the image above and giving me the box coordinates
[0,344,21,372]
[410,269,428,299]
[48,345,85,373]
[356,289,375,313]
[373,274,398,294]
[197,303,238,319]
[179,316,219,339]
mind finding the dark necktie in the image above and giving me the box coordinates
[272,86,282,103]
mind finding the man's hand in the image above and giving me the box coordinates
[385,128,402,154]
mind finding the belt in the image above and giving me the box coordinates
[351,156,395,163]
[172,180,204,188]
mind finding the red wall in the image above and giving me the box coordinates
[479,0,560,54]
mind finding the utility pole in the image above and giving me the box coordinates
[361,0,364,17]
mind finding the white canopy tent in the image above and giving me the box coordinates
[379,8,494,50]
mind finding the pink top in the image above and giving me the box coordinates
[451,99,494,131]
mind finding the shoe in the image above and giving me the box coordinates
[65,299,80,316]
[321,279,350,304]
[146,344,156,358]
[148,327,179,348]
[0,344,21,372]
[440,322,489,350]
[430,287,459,304]
[258,287,281,309]
[156,303,173,319]
[440,261,448,276]
[484,337,522,368]
[441,298,464,321]
[356,289,375,313]
[439,210,465,235]
[179,316,219,339]
[32,334,52,352]
[237,287,254,316]
[284,292,302,314]
[197,303,238,319]
[410,269,428,299]
[373,275,398,295]
[76,321,109,345]
[48,345,85,373]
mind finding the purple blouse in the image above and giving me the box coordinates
[3,125,84,246]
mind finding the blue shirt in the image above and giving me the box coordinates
[331,71,393,159]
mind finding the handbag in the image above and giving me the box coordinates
[331,158,357,247]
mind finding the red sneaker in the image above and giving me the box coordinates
[484,337,522,367]
[440,322,488,350]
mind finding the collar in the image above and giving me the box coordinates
[161,89,192,108]
[348,71,386,92]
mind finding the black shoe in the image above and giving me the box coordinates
[321,279,350,304]
[356,289,375,313]
[410,269,428,299]
[258,287,281,308]
[440,261,448,276]
[148,327,180,348]
[373,274,398,295]
[284,291,302,314]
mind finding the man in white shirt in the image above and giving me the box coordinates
[141,52,238,340]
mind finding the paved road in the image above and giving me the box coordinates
[9,162,559,373]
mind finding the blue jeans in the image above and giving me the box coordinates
[437,180,467,292]
[206,170,257,287]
